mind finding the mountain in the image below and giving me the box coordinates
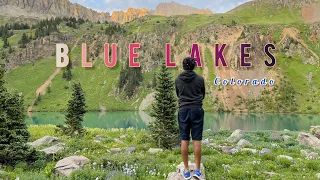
[2,0,320,113]
[0,0,110,22]
[111,8,150,24]
[153,1,213,16]
[110,2,213,24]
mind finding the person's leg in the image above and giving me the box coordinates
[193,140,201,170]
[178,108,191,172]
[181,140,189,172]
[190,107,204,171]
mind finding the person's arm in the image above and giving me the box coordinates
[202,78,206,99]
[175,79,179,97]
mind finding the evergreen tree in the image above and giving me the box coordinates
[0,67,37,165]
[148,62,179,149]
[57,82,86,136]
[152,72,157,88]
[2,35,9,48]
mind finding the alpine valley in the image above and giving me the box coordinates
[1,0,320,114]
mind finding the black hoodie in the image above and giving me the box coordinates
[175,70,205,109]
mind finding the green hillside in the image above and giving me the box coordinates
[2,1,320,113]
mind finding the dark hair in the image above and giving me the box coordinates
[182,57,196,70]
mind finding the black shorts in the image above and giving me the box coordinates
[178,107,204,141]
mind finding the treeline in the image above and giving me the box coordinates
[105,24,126,36]
[33,17,87,39]
[118,63,142,98]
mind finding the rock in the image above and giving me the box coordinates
[282,135,292,141]
[202,138,210,145]
[316,173,320,179]
[28,136,58,148]
[226,129,245,142]
[41,143,65,155]
[110,148,122,153]
[311,126,320,139]
[237,139,252,148]
[270,133,284,141]
[301,149,309,157]
[148,148,163,154]
[0,170,6,174]
[208,143,219,148]
[126,147,136,154]
[260,148,272,155]
[120,135,126,139]
[94,135,105,142]
[114,138,124,144]
[221,146,238,155]
[54,156,90,177]
[264,172,279,176]
[241,148,257,154]
[168,162,206,180]
[277,155,295,164]
[297,132,320,149]
[284,129,290,132]
[307,152,319,160]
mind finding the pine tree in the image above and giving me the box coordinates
[152,72,157,88]
[2,35,9,48]
[148,62,179,149]
[57,82,86,136]
[0,67,37,165]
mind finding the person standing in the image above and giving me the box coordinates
[175,57,205,179]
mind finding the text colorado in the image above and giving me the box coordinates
[214,77,275,86]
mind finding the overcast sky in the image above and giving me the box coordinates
[70,0,251,14]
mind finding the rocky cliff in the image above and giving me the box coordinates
[153,1,213,16]
[0,0,110,22]
[111,8,150,24]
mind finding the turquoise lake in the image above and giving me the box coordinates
[26,111,320,131]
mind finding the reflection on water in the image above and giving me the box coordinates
[26,111,320,131]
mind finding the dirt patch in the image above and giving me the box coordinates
[302,2,320,23]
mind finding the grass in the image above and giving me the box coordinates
[233,2,302,25]
[4,57,57,108]
[277,52,320,113]
[0,125,319,179]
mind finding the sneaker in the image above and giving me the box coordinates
[181,170,191,180]
[193,169,202,179]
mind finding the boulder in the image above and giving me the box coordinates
[220,146,238,155]
[126,147,136,154]
[167,162,206,180]
[307,152,319,160]
[120,135,126,139]
[260,148,272,155]
[41,143,65,155]
[277,155,295,164]
[316,173,320,179]
[311,126,320,139]
[28,136,58,148]
[270,133,284,141]
[301,149,309,157]
[297,132,320,149]
[237,139,252,148]
[94,135,105,143]
[114,138,124,144]
[202,138,210,145]
[241,148,257,154]
[226,129,245,142]
[110,148,122,153]
[54,156,89,177]
[148,148,163,154]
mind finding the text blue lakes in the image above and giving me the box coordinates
[26,111,320,131]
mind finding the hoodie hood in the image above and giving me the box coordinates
[178,70,197,83]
